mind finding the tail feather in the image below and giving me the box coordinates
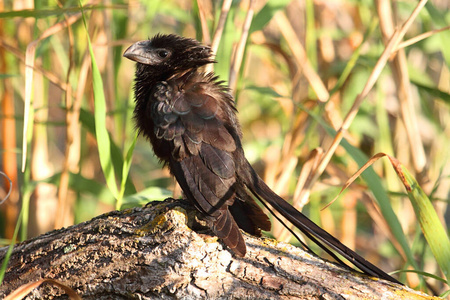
[229,190,271,236]
[242,161,401,284]
[213,208,246,257]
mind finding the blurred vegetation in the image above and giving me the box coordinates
[0,0,449,295]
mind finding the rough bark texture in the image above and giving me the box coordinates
[0,198,437,299]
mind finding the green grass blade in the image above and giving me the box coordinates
[341,139,419,271]
[79,108,137,196]
[0,5,115,18]
[116,132,138,210]
[411,80,450,106]
[425,2,450,66]
[249,0,291,34]
[35,172,115,202]
[0,206,23,284]
[329,18,378,96]
[121,187,172,208]
[397,163,450,283]
[80,3,118,198]
[394,269,448,284]
[305,0,317,69]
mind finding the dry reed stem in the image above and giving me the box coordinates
[22,12,82,172]
[229,0,256,92]
[196,0,211,45]
[0,40,68,90]
[360,193,407,261]
[0,2,19,237]
[377,0,428,182]
[4,278,81,300]
[205,0,232,73]
[305,0,428,201]
[273,156,298,196]
[271,108,313,238]
[0,172,12,206]
[395,25,450,52]
[274,12,329,102]
[274,0,428,245]
[277,148,323,242]
[55,4,77,229]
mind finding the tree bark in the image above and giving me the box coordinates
[0,198,437,299]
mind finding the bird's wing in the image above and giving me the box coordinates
[150,78,249,255]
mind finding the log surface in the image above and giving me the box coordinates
[0,198,437,299]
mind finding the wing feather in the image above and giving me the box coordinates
[149,73,266,257]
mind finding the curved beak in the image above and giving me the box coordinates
[123,40,152,64]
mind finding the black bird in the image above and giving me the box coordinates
[123,34,400,284]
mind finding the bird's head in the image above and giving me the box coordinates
[123,34,214,80]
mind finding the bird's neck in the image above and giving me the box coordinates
[136,65,198,88]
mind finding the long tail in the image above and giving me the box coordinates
[243,161,401,284]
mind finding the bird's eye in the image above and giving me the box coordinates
[157,50,169,58]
